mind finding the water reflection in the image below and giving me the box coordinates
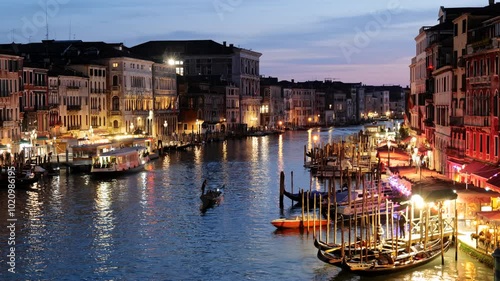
[0,130,494,280]
[92,182,115,272]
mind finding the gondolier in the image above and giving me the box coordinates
[398,211,407,238]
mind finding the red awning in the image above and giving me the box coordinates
[461,161,488,174]
[477,211,500,226]
[473,165,500,179]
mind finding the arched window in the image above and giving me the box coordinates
[112,96,120,111]
[113,120,119,128]
[112,75,118,86]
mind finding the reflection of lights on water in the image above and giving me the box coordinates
[222,140,228,161]
[93,182,115,265]
[251,136,259,163]
[277,134,283,172]
[193,145,202,164]
[260,136,269,163]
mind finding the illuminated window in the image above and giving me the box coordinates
[112,62,118,68]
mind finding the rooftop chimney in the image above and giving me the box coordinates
[223,41,226,46]
[489,0,494,5]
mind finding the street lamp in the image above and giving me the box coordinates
[386,128,391,169]
[163,120,168,135]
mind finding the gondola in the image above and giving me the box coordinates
[200,180,224,211]
[0,170,38,189]
[283,189,328,203]
[314,238,341,251]
[342,237,452,275]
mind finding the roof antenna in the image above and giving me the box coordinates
[69,19,71,40]
[45,0,49,40]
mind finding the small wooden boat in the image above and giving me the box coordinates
[90,146,149,174]
[0,168,38,189]
[342,238,452,275]
[283,189,328,203]
[200,180,224,211]
[271,215,329,229]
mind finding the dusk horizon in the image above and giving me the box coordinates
[0,0,491,86]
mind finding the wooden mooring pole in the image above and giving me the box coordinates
[279,171,285,210]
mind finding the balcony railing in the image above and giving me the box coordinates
[67,105,82,111]
[469,76,491,85]
[110,110,122,116]
[111,85,121,92]
[68,125,81,130]
[464,115,490,127]
[449,116,463,127]
[36,105,49,111]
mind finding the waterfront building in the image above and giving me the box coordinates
[178,76,226,134]
[0,53,23,151]
[223,84,240,132]
[447,12,470,181]
[131,40,261,131]
[463,12,500,188]
[130,47,178,140]
[427,21,454,173]
[102,53,154,135]
[283,87,316,128]
[21,64,49,137]
[410,1,500,190]
[315,91,326,126]
[49,67,90,137]
[68,64,108,134]
[259,81,285,129]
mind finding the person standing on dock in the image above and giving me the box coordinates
[398,211,407,238]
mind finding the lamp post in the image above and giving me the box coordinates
[163,120,168,141]
[386,128,391,169]
[130,123,134,134]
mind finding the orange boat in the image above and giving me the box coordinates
[271,216,330,229]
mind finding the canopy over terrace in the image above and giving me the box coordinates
[477,211,500,227]
[474,211,500,253]
[486,173,500,194]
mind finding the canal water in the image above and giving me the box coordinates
[0,126,494,280]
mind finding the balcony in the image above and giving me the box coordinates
[68,125,81,130]
[469,75,491,85]
[446,146,465,158]
[449,116,463,127]
[111,85,121,92]
[464,115,490,127]
[110,110,122,116]
[2,121,16,127]
[67,105,82,111]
